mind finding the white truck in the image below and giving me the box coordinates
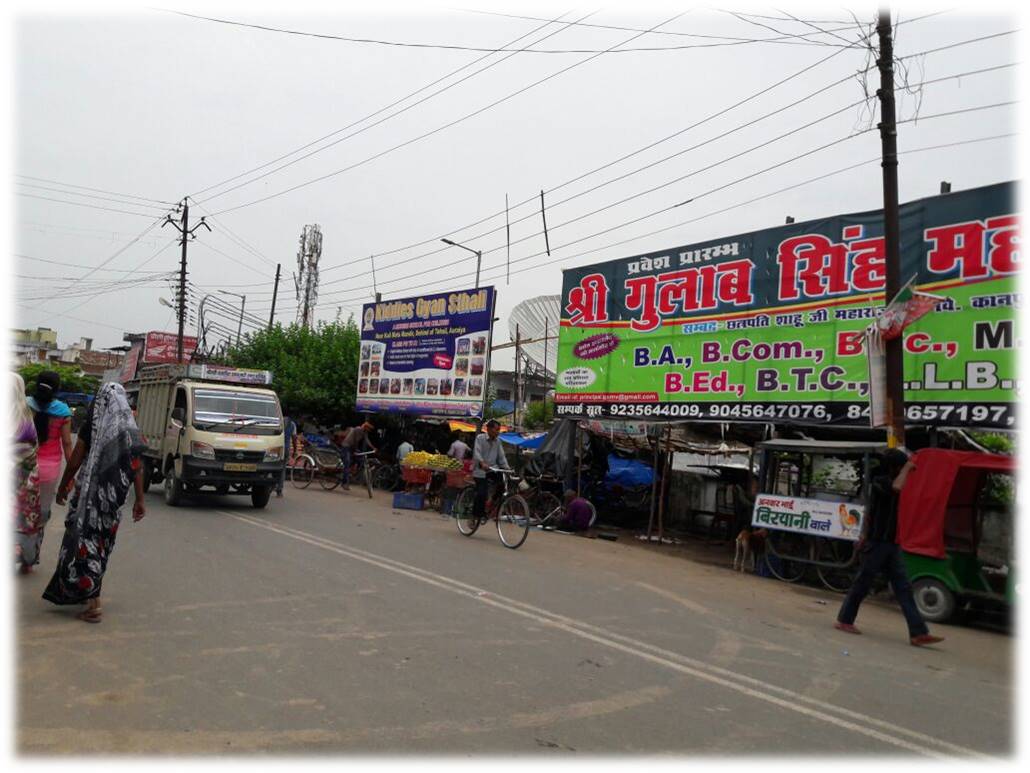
[134,363,285,508]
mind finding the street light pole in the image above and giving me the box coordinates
[217,290,247,348]
[440,238,482,289]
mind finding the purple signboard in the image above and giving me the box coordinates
[356,287,497,417]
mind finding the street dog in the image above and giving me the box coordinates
[733,528,768,573]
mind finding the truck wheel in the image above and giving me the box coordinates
[912,578,957,624]
[141,463,152,494]
[251,486,272,509]
[164,467,184,507]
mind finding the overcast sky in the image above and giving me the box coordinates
[8,2,1022,370]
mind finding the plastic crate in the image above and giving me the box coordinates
[445,470,472,488]
[393,492,425,511]
[401,466,432,485]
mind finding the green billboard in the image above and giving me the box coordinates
[555,181,1018,429]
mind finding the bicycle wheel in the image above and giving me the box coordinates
[763,531,809,583]
[363,463,373,499]
[291,455,315,490]
[496,494,531,549]
[455,486,480,536]
[529,491,562,527]
[320,467,341,491]
[373,464,398,491]
[815,537,860,593]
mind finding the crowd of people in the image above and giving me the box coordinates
[13,371,146,624]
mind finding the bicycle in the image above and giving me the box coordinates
[453,468,531,549]
[371,461,400,491]
[350,450,375,499]
[521,477,597,530]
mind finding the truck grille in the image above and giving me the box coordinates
[213,450,266,463]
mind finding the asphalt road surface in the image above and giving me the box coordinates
[16,484,1013,757]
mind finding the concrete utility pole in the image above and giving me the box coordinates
[268,263,281,329]
[876,8,905,448]
[163,198,210,363]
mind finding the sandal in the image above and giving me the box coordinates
[77,608,102,624]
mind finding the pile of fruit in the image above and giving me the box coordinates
[402,452,462,471]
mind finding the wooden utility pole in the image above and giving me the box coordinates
[268,263,281,329]
[876,9,906,448]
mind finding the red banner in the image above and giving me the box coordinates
[143,331,197,364]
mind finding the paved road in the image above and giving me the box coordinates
[16,484,1013,756]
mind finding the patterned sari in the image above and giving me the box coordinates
[14,419,43,567]
[43,384,143,605]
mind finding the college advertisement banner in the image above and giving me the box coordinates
[752,494,865,542]
[355,287,496,417]
[555,182,1018,429]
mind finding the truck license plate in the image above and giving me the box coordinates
[224,463,257,472]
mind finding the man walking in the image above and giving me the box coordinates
[835,448,944,647]
[472,420,509,523]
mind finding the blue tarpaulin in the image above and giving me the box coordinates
[500,432,547,449]
[605,454,653,487]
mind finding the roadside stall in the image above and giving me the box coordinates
[897,448,1016,623]
[754,439,886,591]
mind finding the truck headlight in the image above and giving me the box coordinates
[263,446,284,462]
[191,441,216,460]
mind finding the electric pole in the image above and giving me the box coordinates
[268,263,281,329]
[163,198,210,363]
[876,9,905,448]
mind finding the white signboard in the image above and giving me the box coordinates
[865,326,889,428]
[752,494,864,542]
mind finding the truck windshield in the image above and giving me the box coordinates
[192,388,281,432]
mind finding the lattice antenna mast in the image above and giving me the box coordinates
[296,224,322,328]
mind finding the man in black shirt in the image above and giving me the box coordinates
[835,449,944,647]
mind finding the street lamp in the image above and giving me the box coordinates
[440,238,482,289]
[217,290,247,347]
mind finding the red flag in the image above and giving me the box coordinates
[877,281,947,341]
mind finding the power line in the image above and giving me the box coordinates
[277,62,1012,305]
[198,11,691,210]
[12,174,177,206]
[15,192,176,218]
[14,182,174,211]
[162,8,868,54]
[189,9,582,199]
[284,27,1016,288]
[254,104,1017,315]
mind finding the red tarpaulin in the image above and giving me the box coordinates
[897,448,1016,559]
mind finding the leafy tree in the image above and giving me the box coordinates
[226,319,361,427]
[18,362,100,396]
[522,397,554,430]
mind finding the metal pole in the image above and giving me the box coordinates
[646,430,660,542]
[268,263,281,329]
[543,316,549,381]
[513,323,521,430]
[177,201,189,363]
[876,8,906,449]
[475,250,482,289]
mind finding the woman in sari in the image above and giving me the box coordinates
[26,371,73,565]
[13,373,43,573]
[43,382,146,623]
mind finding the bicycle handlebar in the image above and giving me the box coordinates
[488,466,517,476]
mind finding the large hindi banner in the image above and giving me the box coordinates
[555,181,1018,429]
[356,287,496,418]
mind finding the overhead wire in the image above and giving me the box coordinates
[266,26,1015,289]
[162,8,869,53]
[15,192,175,219]
[258,61,1013,308]
[12,174,177,206]
[202,10,703,215]
[14,182,175,211]
[190,9,582,199]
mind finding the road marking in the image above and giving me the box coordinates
[633,580,712,615]
[222,511,993,759]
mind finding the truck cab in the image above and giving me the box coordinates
[136,364,284,508]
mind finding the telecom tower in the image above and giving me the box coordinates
[295,224,322,328]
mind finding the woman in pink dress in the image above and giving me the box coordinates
[13,373,42,573]
[24,371,73,571]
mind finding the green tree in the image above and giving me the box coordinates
[227,319,361,426]
[18,362,100,396]
[522,397,554,430]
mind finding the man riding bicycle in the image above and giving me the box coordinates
[473,419,510,522]
[339,420,376,490]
